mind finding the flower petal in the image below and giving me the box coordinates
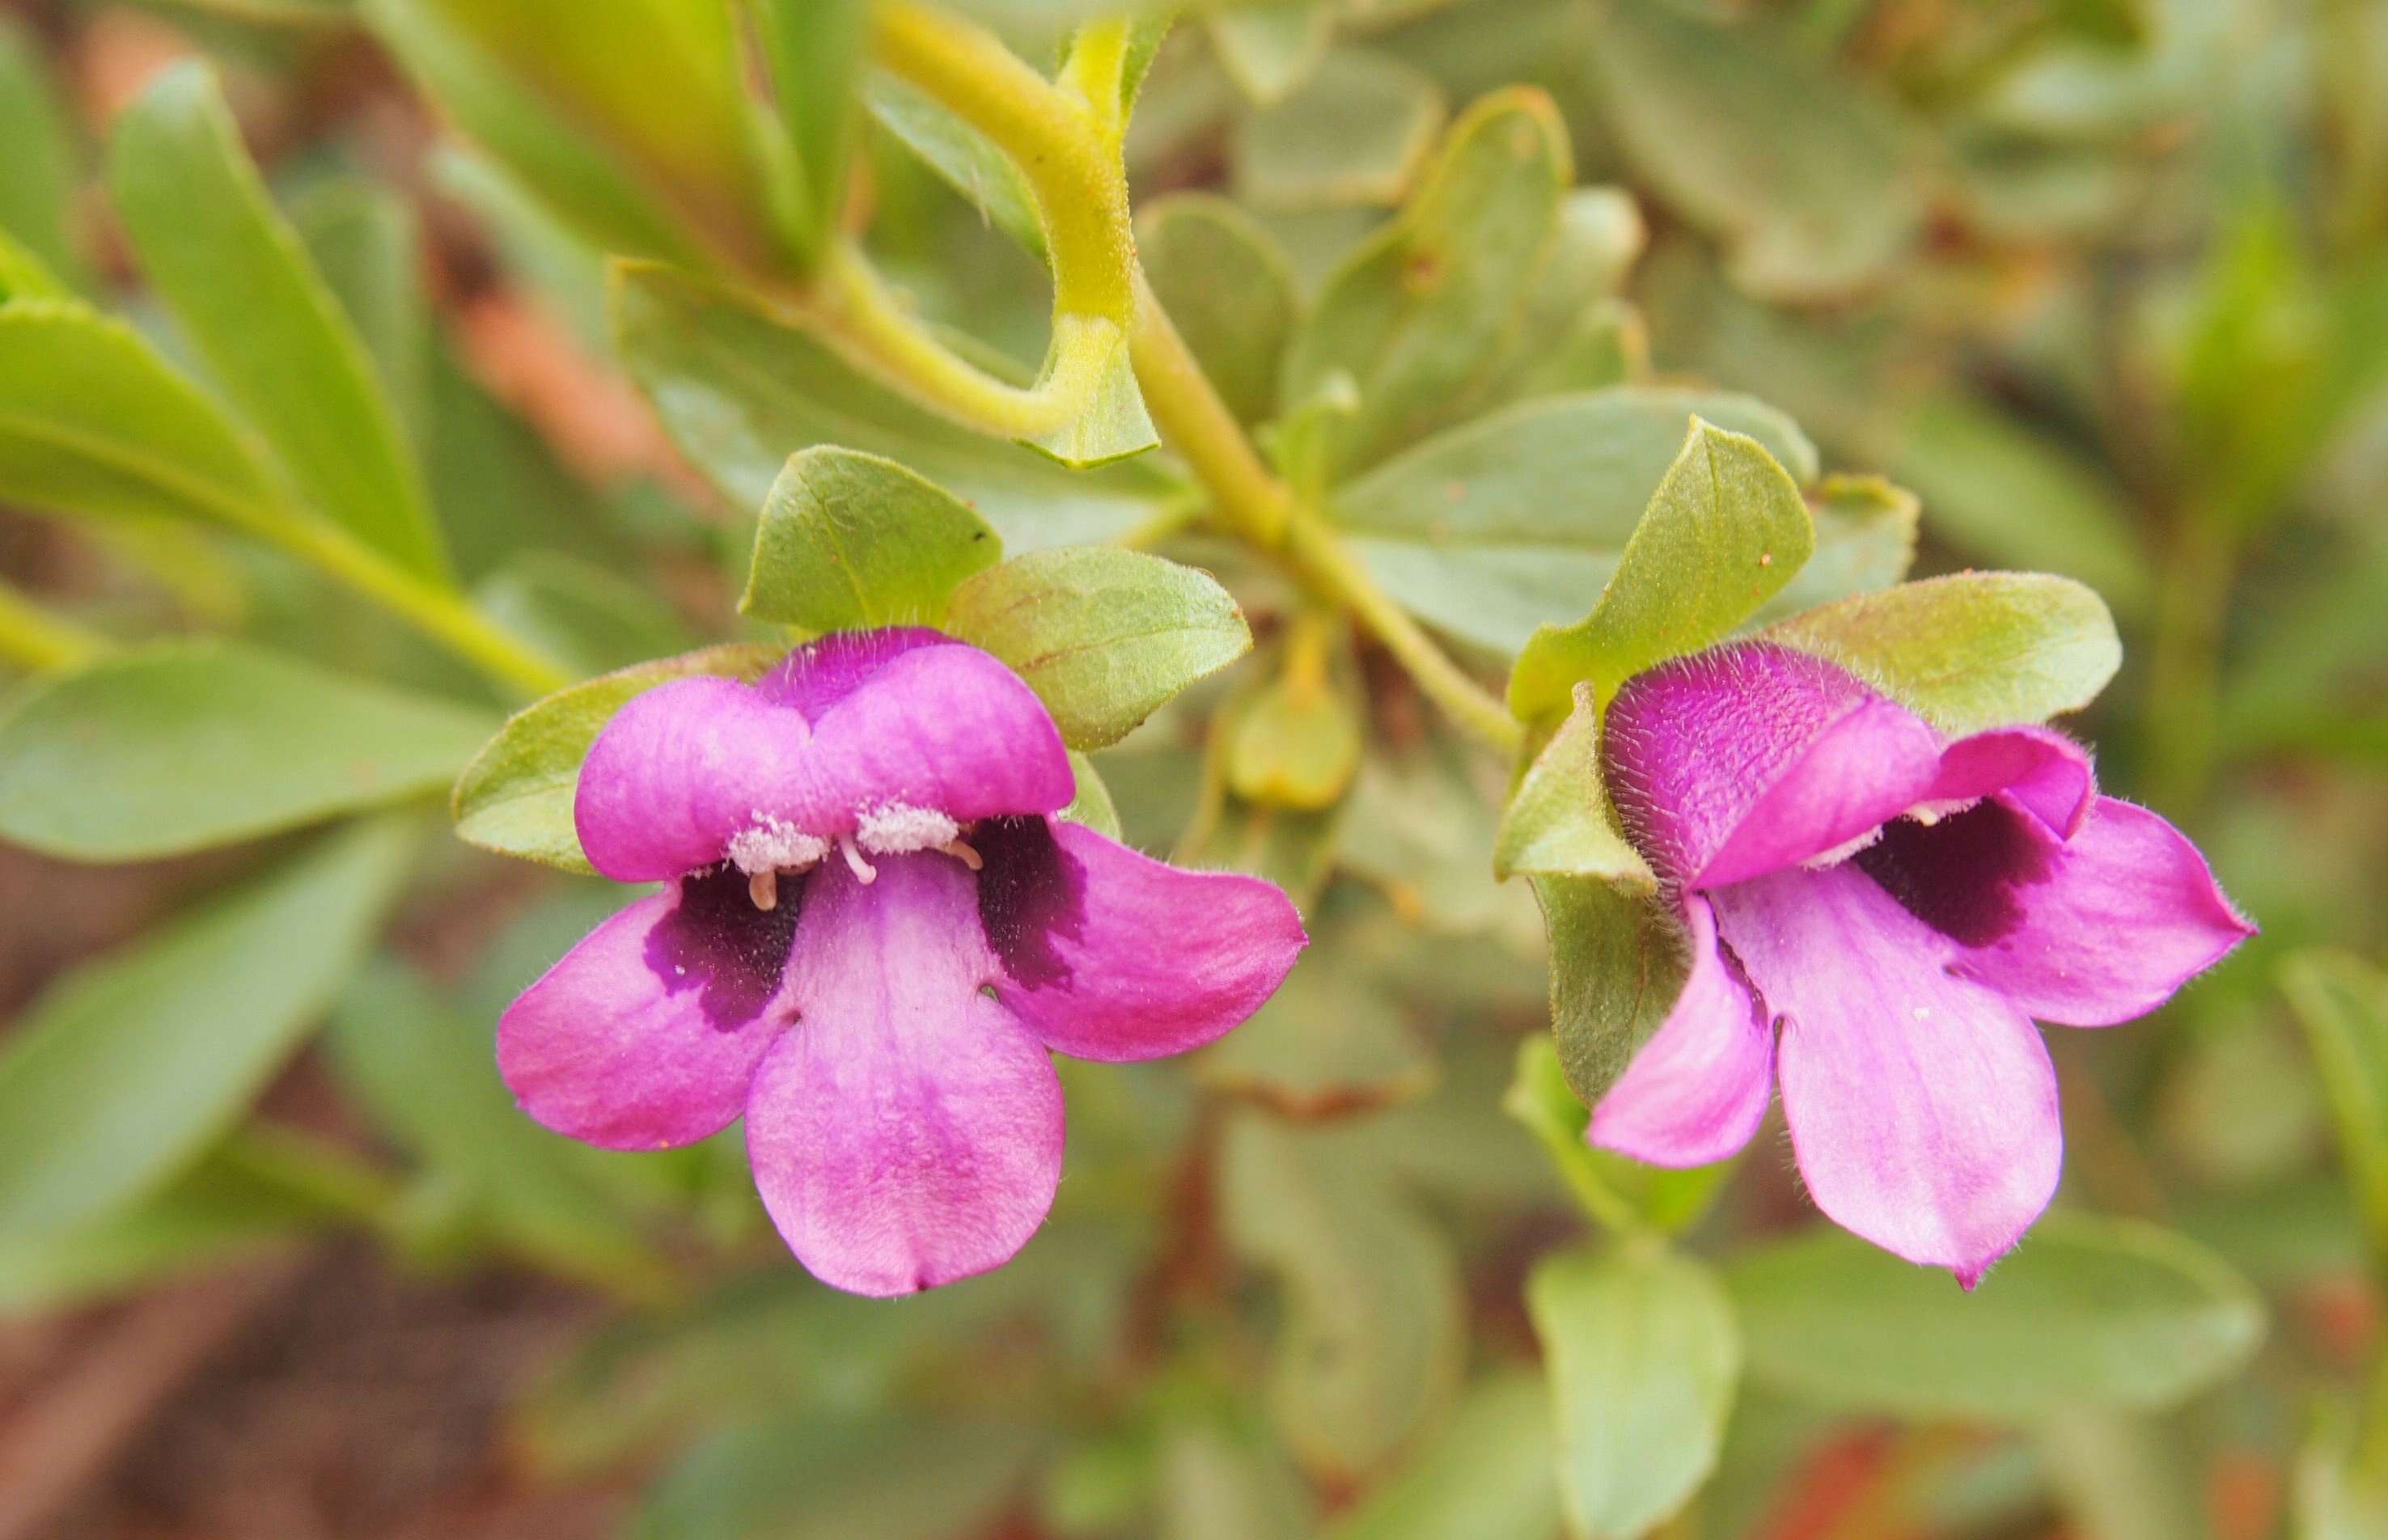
[498,868,800,1149]
[1924,726,2094,835]
[1588,895,1775,1167]
[1604,643,1943,890]
[1950,797,2254,1026]
[1714,863,2062,1281]
[974,818,1306,1062]
[803,643,1075,838]
[756,627,951,719]
[574,677,814,882]
[746,851,1064,1296]
[576,634,1074,882]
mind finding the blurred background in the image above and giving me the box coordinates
[0,0,2382,1535]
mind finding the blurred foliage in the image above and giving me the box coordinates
[0,0,2382,1537]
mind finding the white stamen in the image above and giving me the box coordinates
[941,838,984,871]
[747,869,778,911]
[855,802,962,856]
[839,832,878,884]
[1906,796,1980,827]
[726,811,828,876]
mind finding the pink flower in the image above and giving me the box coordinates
[499,628,1306,1297]
[1589,641,2251,1284]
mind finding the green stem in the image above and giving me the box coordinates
[274,518,569,697]
[217,1123,405,1228]
[869,11,1523,756]
[1281,511,1524,754]
[1129,275,1522,754]
[834,2,1135,441]
[0,581,109,672]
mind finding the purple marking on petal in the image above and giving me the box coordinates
[980,819,1307,1064]
[1951,797,2255,1026]
[498,887,790,1151]
[644,863,803,1030]
[1853,798,2060,948]
[756,627,951,720]
[974,815,1086,990]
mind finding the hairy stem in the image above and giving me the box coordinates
[831,2,1137,440]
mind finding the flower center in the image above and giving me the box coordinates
[726,804,985,906]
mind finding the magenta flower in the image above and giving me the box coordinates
[498,628,1306,1297]
[1589,641,2250,1284]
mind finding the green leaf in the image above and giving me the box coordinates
[1234,49,1447,210]
[1024,328,1161,471]
[1336,387,1816,658]
[1320,1372,1563,1540]
[1761,572,2122,736]
[1729,1215,2267,1421]
[1493,686,1651,882]
[1753,472,1919,624]
[1061,750,1122,840]
[392,0,777,273]
[743,447,1001,631]
[327,960,671,1293]
[0,298,287,533]
[1222,1111,1465,1479]
[291,177,430,443]
[945,547,1251,751]
[0,225,70,305]
[2293,1396,2388,1538]
[1532,873,1689,1108]
[1508,419,1814,723]
[1137,194,1301,426]
[1209,0,1333,104]
[451,642,781,874]
[475,552,697,678]
[368,0,705,267]
[0,1150,319,1317]
[111,64,448,580]
[1160,1424,1313,1540]
[865,74,1046,256]
[1227,634,1362,811]
[1467,188,1648,413]
[0,641,496,860]
[1528,1244,1739,1539]
[2278,950,2388,1258]
[615,263,1175,547]
[1503,1036,1729,1234]
[0,818,419,1242]
[1582,0,1921,299]
[1888,391,2151,619]
[0,16,86,290]
[755,0,869,264]
[1281,87,1572,480]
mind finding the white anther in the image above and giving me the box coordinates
[727,812,828,876]
[1905,796,1980,827]
[855,802,962,856]
[941,838,984,872]
[748,869,779,911]
[839,832,879,885]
